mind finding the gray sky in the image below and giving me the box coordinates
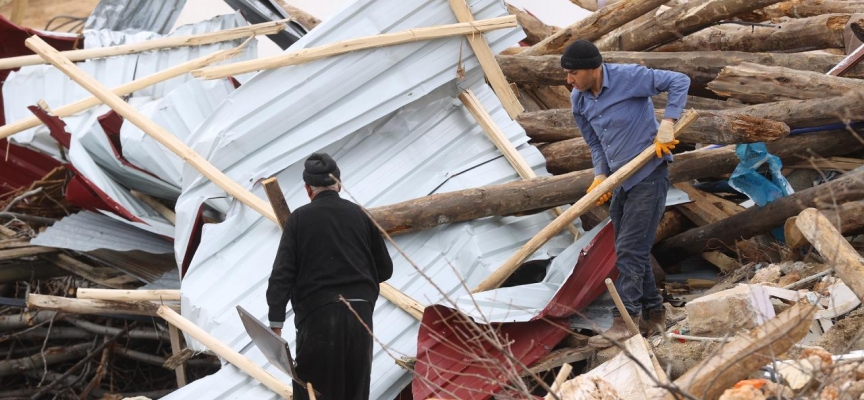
[173,0,591,56]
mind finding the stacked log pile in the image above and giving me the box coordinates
[495,0,864,399]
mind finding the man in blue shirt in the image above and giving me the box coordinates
[562,40,690,348]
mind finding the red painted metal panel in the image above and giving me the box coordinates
[413,224,618,399]
[0,139,61,198]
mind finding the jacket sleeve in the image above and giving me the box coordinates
[573,105,610,177]
[370,219,393,283]
[629,65,691,120]
[267,215,299,328]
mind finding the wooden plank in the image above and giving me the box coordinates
[0,246,57,260]
[669,303,817,400]
[157,306,292,398]
[169,325,188,387]
[471,109,698,293]
[192,16,518,81]
[0,239,31,250]
[24,36,279,225]
[130,190,176,225]
[448,0,523,119]
[0,19,286,70]
[795,207,864,301]
[262,177,291,230]
[701,251,740,274]
[0,45,247,141]
[674,183,744,226]
[459,89,579,238]
[77,289,181,302]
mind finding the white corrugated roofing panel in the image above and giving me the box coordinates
[31,210,173,253]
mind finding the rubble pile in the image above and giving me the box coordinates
[0,0,862,399]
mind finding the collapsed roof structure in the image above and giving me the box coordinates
[2,0,864,399]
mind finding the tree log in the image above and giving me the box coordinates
[708,62,864,103]
[594,0,786,51]
[539,112,789,173]
[522,0,668,56]
[736,0,864,22]
[655,209,689,245]
[785,200,864,248]
[654,169,864,265]
[369,130,861,234]
[497,51,864,94]
[795,208,864,301]
[0,343,91,377]
[654,14,854,53]
[505,3,559,45]
[26,294,165,316]
[728,90,864,129]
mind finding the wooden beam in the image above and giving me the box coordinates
[130,190,176,225]
[521,0,668,56]
[459,89,580,238]
[0,44,246,141]
[191,16,518,81]
[673,183,744,227]
[25,36,279,225]
[448,0,522,119]
[701,251,741,274]
[26,294,171,316]
[0,19,286,70]
[737,0,864,22]
[505,3,558,46]
[44,254,132,290]
[795,208,864,301]
[157,306,292,399]
[670,303,817,400]
[77,289,181,302]
[262,177,291,230]
[169,325,188,387]
[472,110,698,293]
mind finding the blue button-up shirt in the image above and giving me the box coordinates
[571,63,690,191]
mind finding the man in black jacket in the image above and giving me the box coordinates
[267,153,393,400]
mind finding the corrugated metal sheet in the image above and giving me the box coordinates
[86,249,176,283]
[31,210,173,253]
[84,0,188,34]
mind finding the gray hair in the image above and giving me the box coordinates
[309,182,340,196]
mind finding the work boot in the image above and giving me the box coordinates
[640,308,666,337]
[588,314,641,349]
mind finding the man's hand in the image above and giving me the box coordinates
[271,327,282,336]
[654,119,679,158]
[587,174,612,206]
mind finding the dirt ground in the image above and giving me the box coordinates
[0,0,100,32]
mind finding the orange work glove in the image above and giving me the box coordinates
[654,119,679,158]
[587,174,612,206]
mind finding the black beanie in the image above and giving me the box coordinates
[560,39,602,70]
[302,153,341,187]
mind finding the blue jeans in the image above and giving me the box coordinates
[609,163,668,317]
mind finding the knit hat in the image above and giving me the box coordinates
[302,153,341,187]
[560,39,602,70]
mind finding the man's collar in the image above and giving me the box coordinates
[600,64,610,91]
[311,190,340,201]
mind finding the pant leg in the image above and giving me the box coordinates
[293,301,374,400]
[609,166,668,316]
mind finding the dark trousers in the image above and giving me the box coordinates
[293,301,374,400]
[609,164,669,317]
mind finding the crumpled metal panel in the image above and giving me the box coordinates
[84,0,188,34]
[31,210,173,253]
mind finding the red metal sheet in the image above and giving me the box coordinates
[64,164,142,223]
[413,305,569,399]
[27,105,71,149]
[0,15,78,197]
[412,223,618,399]
[0,139,61,197]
